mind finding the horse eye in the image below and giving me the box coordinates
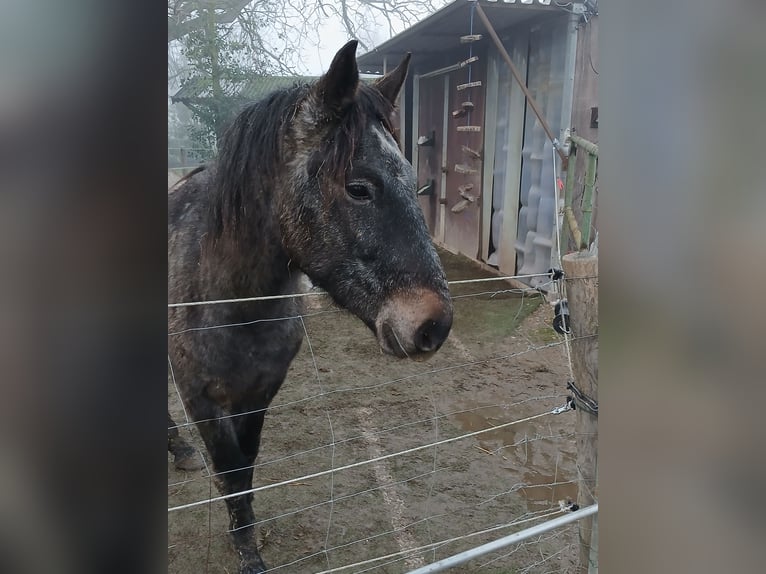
[346,183,373,203]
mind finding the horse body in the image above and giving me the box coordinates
[169,167,304,391]
[168,41,452,573]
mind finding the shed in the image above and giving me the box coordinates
[358,0,598,287]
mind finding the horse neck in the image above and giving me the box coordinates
[206,185,295,300]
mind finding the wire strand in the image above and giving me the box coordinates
[168,394,566,490]
[167,336,594,431]
[168,408,564,513]
[308,508,566,574]
[167,274,553,308]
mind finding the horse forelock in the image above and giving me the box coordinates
[208,80,399,242]
[292,82,398,184]
[209,85,307,240]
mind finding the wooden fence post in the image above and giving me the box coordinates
[561,252,598,574]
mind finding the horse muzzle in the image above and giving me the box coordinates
[374,288,453,358]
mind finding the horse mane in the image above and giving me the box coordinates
[209,81,397,240]
[170,165,206,193]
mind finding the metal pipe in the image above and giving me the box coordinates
[560,12,579,146]
[564,147,576,211]
[569,134,599,157]
[565,206,584,250]
[473,1,566,161]
[581,151,597,246]
[563,146,580,250]
[405,505,599,574]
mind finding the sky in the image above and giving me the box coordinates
[270,5,415,76]
[302,17,350,74]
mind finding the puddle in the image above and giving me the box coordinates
[451,403,578,509]
[518,471,579,509]
[451,404,547,455]
[452,406,521,449]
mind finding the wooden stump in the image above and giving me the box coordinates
[562,252,598,574]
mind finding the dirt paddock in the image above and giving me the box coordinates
[168,249,579,573]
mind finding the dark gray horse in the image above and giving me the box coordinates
[168,41,452,573]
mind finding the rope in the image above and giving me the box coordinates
[552,144,576,384]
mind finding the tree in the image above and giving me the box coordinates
[173,2,276,152]
[169,1,449,69]
[168,0,254,43]
[168,1,450,151]
[181,4,271,150]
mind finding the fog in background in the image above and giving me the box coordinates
[0,1,764,573]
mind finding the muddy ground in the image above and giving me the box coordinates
[169,249,579,573]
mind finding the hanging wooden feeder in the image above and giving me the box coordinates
[416,179,435,196]
[417,131,435,146]
[456,125,481,132]
[460,34,482,43]
[451,102,475,119]
[454,164,478,175]
[461,145,482,160]
[459,187,476,202]
[456,81,482,91]
[451,198,473,213]
[452,183,477,213]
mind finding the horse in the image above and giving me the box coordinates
[168,40,453,573]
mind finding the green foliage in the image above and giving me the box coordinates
[179,7,270,153]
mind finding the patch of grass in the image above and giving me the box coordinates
[454,295,542,339]
[438,248,494,282]
[528,325,561,344]
[435,246,547,340]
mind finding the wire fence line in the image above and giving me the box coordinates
[170,468,580,564]
[306,508,573,574]
[168,405,569,513]
[168,383,579,544]
[167,394,567,489]
[168,279,582,573]
[169,458,581,570]
[167,333,595,432]
[166,272,574,308]
[350,519,577,574]
[404,506,598,574]
[166,285,554,338]
[173,503,574,573]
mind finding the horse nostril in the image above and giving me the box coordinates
[414,316,451,353]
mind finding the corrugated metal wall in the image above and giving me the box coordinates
[513,17,568,287]
[485,28,529,272]
[411,13,576,284]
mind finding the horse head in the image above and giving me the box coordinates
[280,41,453,357]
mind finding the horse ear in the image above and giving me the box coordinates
[374,53,411,105]
[316,40,360,115]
